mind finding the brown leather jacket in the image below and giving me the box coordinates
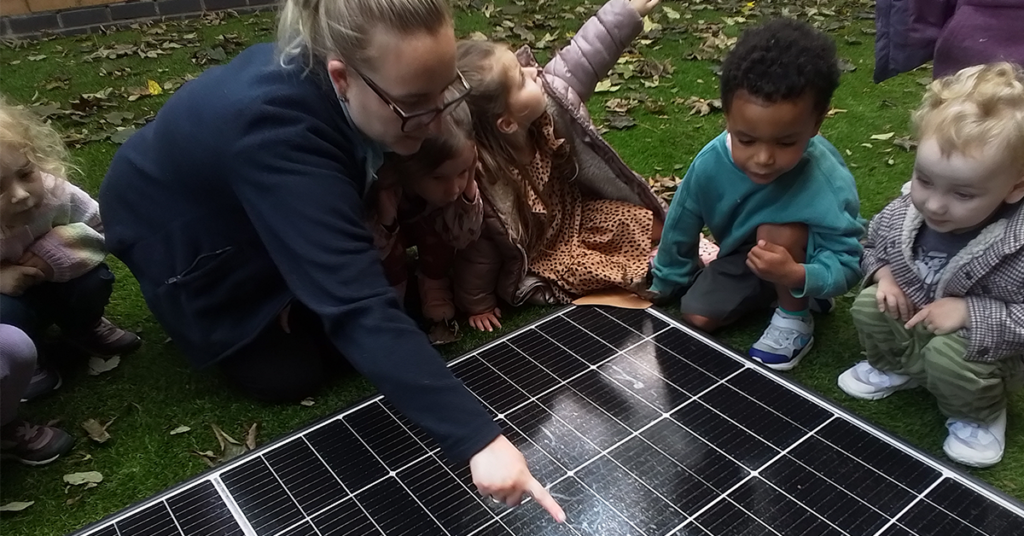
[453,0,666,314]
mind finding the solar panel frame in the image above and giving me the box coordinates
[69,306,1024,536]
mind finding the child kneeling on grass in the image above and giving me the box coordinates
[839,62,1024,468]
[650,18,865,371]
[0,97,141,402]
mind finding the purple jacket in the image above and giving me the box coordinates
[874,0,1024,83]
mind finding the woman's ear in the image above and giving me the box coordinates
[496,114,519,135]
[327,59,350,100]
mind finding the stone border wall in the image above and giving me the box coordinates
[1,0,277,39]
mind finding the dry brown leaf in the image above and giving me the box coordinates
[245,423,259,451]
[82,418,114,443]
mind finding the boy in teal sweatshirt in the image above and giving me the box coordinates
[651,19,865,370]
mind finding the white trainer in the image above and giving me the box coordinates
[943,409,1006,468]
[838,361,918,401]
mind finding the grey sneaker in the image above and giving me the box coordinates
[0,420,75,466]
[19,366,62,403]
[944,410,1006,468]
[838,361,918,401]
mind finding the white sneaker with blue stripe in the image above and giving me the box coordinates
[748,310,814,371]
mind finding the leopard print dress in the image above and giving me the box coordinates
[515,113,653,301]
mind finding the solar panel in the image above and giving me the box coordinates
[71,306,1024,536]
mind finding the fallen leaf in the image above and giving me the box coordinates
[0,501,34,512]
[870,132,895,141]
[642,16,662,35]
[604,98,636,113]
[103,111,134,126]
[594,79,621,93]
[917,77,932,86]
[211,423,241,448]
[825,107,848,118]
[606,114,636,130]
[681,96,723,117]
[109,128,137,145]
[663,6,680,19]
[82,418,113,443]
[147,80,163,95]
[837,58,856,73]
[893,136,918,151]
[169,425,191,435]
[245,423,258,450]
[65,496,81,506]
[87,355,120,376]
[300,398,315,407]
[887,157,896,166]
[192,450,217,467]
[210,424,248,465]
[467,31,488,41]
[63,471,103,486]
[27,54,46,61]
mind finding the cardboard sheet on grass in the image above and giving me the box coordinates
[572,288,651,309]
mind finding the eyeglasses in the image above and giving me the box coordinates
[354,69,472,132]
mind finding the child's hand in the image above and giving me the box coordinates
[746,240,803,288]
[875,266,914,321]
[628,0,661,17]
[905,297,970,335]
[17,251,54,281]
[462,176,479,202]
[0,264,45,296]
[469,308,503,332]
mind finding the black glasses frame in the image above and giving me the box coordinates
[355,69,472,132]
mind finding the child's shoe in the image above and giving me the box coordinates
[838,361,918,401]
[64,317,141,357]
[19,366,62,403]
[0,419,75,466]
[943,409,1006,468]
[748,309,814,371]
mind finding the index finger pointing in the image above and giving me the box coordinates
[905,309,926,330]
[527,478,565,523]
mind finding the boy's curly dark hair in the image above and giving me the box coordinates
[720,18,840,116]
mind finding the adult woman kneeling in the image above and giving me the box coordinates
[99,0,564,518]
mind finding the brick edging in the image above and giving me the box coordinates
[1,0,278,39]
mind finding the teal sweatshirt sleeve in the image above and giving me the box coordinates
[793,151,866,299]
[650,163,705,296]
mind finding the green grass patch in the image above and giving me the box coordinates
[0,2,1020,535]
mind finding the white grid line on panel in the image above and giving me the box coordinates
[213,475,258,536]
[870,476,947,536]
[643,307,1024,520]
[162,500,187,536]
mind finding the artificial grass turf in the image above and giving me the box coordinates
[1,2,1021,535]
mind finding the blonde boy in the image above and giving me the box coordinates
[839,63,1024,467]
